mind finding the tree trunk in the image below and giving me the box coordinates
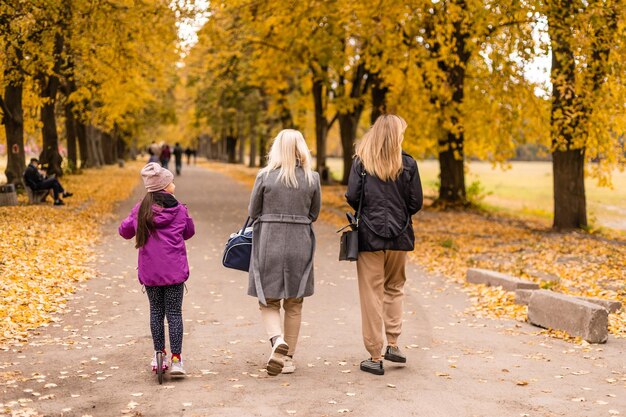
[86,124,103,168]
[338,113,360,185]
[101,132,114,164]
[312,75,329,183]
[238,135,246,164]
[248,112,257,168]
[218,136,226,161]
[38,32,64,177]
[62,36,78,171]
[438,131,466,203]
[64,101,78,171]
[547,1,617,229]
[259,123,269,168]
[116,134,126,160]
[249,135,257,167]
[436,16,469,205]
[337,62,368,185]
[548,2,587,229]
[76,120,89,168]
[95,128,105,166]
[370,73,388,124]
[226,135,237,163]
[111,129,120,162]
[39,97,63,177]
[2,83,25,186]
[553,149,587,229]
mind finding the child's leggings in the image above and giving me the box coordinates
[145,283,184,354]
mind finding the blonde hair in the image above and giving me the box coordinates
[355,114,407,181]
[260,129,315,188]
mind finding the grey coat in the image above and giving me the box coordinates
[248,168,321,305]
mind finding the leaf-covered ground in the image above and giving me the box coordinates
[201,161,626,340]
[0,163,141,349]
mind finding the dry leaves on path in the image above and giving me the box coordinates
[0,163,141,349]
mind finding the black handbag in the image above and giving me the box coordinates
[222,217,253,272]
[338,170,366,261]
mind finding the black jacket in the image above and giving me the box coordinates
[173,145,183,161]
[345,152,423,252]
[23,164,44,189]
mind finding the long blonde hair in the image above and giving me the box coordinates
[260,129,314,188]
[355,114,407,181]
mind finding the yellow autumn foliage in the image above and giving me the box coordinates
[0,163,141,348]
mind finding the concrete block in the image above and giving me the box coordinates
[576,297,621,314]
[528,290,608,344]
[523,267,561,283]
[515,289,535,306]
[466,268,540,291]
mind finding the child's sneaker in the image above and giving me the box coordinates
[170,355,186,376]
[282,356,295,374]
[151,351,168,372]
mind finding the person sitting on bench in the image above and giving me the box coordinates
[23,158,73,205]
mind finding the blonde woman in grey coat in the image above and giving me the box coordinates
[248,129,321,376]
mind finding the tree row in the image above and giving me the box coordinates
[186,0,626,230]
[0,0,185,182]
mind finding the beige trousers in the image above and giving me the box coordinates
[259,298,304,356]
[356,250,407,359]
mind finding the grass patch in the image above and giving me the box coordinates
[328,157,626,232]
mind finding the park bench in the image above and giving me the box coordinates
[25,185,51,204]
[0,184,18,206]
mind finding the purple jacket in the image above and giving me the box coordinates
[119,199,195,286]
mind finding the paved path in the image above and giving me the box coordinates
[1,165,624,417]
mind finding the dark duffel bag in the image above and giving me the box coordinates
[222,217,253,272]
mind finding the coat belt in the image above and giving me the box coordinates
[257,214,312,225]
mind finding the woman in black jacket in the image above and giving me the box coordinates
[345,114,423,376]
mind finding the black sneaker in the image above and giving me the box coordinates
[62,192,73,198]
[360,358,384,375]
[384,346,406,363]
[54,199,65,206]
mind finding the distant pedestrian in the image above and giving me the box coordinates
[173,143,184,175]
[23,158,73,206]
[185,147,192,165]
[345,114,423,376]
[148,148,159,163]
[119,162,195,377]
[149,141,161,162]
[248,129,321,376]
[160,144,171,169]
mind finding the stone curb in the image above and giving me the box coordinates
[528,290,608,344]
[514,289,621,314]
[575,297,622,314]
[514,289,534,305]
[466,268,539,291]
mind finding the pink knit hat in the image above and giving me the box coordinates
[141,162,173,192]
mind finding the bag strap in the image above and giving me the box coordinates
[355,167,366,226]
[240,216,251,234]
[336,164,367,234]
